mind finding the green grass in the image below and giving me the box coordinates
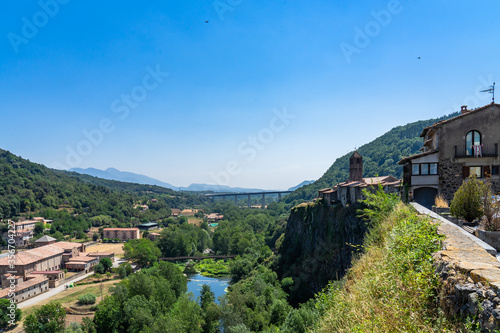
[195,259,230,277]
[314,202,461,332]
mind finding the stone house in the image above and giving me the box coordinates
[399,103,500,208]
[319,151,401,206]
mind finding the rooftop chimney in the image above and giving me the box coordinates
[461,105,468,114]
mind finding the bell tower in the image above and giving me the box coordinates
[349,151,363,182]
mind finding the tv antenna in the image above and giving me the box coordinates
[481,82,495,103]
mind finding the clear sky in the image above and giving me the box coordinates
[1,1,499,190]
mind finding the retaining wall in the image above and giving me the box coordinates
[412,203,500,332]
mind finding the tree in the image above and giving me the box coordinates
[199,285,220,333]
[94,263,105,274]
[92,233,99,241]
[34,222,45,235]
[24,302,66,333]
[0,299,22,330]
[450,176,485,222]
[123,238,161,267]
[99,257,113,272]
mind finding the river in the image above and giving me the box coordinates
[186,274,230,304]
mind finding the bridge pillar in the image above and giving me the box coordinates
[248,194,251,208]
[262,193,265,208]
[234,195,238,206]
[278,193,282,201]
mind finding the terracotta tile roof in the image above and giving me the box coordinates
[52,242,84,250]
[87,252,114,257]
[0,244,64,266]
[14,221,37,226]
[0,276,49,299]
[68,256,98,263]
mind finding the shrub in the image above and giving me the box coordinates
[434,194,449,208]
[78,293,96,305]
[450,176,485,222]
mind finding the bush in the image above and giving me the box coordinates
[450,176,485,222]
[78,293,96,305]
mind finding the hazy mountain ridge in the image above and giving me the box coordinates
[70,167,311,193]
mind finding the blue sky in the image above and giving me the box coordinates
[1,1,499,189]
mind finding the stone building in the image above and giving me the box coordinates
[0,241,89,302]
[399,103,500,208]
[103,228,140,241]
[318,151,401,206]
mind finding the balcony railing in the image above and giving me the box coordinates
[455,143,498,158]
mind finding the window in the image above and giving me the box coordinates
[466,130,481,156]
[430,163,438,175]
[412,164,419,175]
[470,166,482,178]
[412,163,438,175]
[493,166,500,175]
[421,164,429,175]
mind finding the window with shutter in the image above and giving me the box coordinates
[462,166,470,178]
[484,165,491,178]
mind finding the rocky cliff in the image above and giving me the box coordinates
[277,199,367,305]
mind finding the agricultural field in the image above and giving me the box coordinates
[12,280,118,332]
[85,243,125,257]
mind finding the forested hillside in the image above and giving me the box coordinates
[0,149,209,234]
[284,112,459,207]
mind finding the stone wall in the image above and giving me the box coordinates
[439,157,464,202]
[425,204,500,331]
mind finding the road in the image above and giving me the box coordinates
[17,272,94,309]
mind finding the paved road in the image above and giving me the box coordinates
[17,272,94,309]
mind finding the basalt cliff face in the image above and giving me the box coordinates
[277,199,367,305]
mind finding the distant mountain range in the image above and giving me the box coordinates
[69,167,177,190]
[69,167,313,193]
[287,180,315,191]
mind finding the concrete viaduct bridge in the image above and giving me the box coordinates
[206,191,292,208]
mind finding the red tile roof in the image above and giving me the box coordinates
[0,276,49,299]
[52,242,84,250]
[68,256,98,263]
[0,245,64,266]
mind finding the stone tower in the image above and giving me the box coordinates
[349,151,363,182]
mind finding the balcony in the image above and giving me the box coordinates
[455,143,498,158]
